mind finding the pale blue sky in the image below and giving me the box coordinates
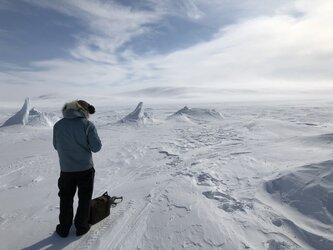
[0,0,332,101]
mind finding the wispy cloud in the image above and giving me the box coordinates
[24,0,162,61]
[122,0,333,90]
[147,2,333,89]
[1,0,333,102]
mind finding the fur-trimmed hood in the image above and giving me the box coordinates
[62,100,89,119]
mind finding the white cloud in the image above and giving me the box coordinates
[134,0,333,90]
[24,0,161,61]
[1,0,333,102]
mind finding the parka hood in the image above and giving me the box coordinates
[62,101,89,119]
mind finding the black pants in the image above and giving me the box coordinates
[58,168,95,232]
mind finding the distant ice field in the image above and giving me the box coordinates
[0,100,332,250]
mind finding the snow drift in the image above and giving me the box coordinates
[119,102,152,124]
[265,160,333,249]
[1,98,59,127]
[2,98,30,126]
[2,100,333,249]
[27,108,59,127]
[168,106,223,123]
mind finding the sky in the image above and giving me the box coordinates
[0,0,333,103]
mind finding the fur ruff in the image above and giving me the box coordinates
[62,100,89,118]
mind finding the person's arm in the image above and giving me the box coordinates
[87,122,102,153]
[53,127,57,150]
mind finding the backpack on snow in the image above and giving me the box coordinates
[89,192,123,225]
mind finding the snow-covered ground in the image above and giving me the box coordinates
[0,99,332,250]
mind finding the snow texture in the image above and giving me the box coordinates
[0,100,333,250]
[168,106,223,123]
[119,102,152,124]
[27,108,59,127]
[1,98,59,127]
[2,98,30,126]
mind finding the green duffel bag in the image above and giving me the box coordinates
[89,192,123,225]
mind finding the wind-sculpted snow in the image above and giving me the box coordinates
[168,106,223,123]
[265,160,333,249]
[2,98,30,126]
[265,161,333,225]
[1,99,59,127]
[119,102,152,125]
[300,133,333,146]
[27,108,59,127]
[1,101,333,249]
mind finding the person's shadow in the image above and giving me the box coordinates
[22,228,80,250]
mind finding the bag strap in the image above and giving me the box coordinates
[110,196,123,208]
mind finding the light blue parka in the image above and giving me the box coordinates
[53,101,102,172]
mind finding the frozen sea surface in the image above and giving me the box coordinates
[0,100,332,250]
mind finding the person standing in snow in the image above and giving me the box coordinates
[53,100,102,237]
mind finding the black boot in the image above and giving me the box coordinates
[56,224,70,238]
